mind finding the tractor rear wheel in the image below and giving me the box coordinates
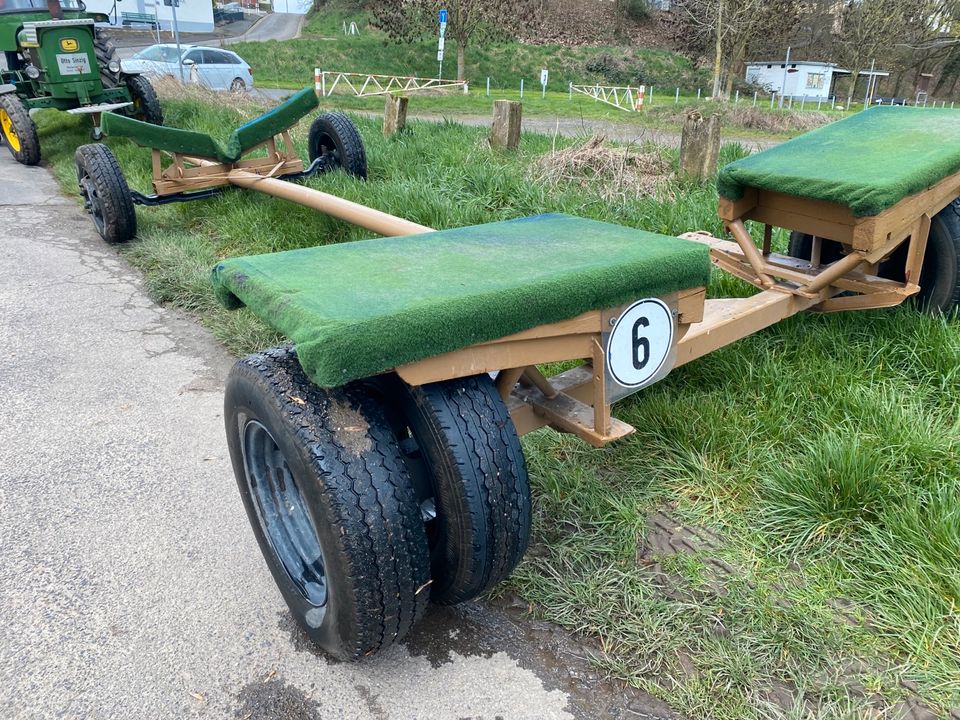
[378,374,532,605]
[308,112,367,179]
[123,75,163,126]
[224,346,431,659]
[0,94,40,166]
[75,144,136,244]
[94,31,120,89]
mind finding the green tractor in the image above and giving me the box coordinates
[0,0,163,165]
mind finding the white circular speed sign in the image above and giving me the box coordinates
[606,298,674,388]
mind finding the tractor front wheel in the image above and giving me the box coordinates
[124,75,163,126]
[308,112,367,179]
[75,144,136,244]
[0,94,40,166]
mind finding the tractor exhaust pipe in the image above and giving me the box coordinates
[47,0,64,20]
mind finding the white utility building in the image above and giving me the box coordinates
[83,0,215,33]
[745,60,889,100]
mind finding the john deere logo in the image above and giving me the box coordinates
[60,38,79,51]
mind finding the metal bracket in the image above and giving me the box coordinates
[131,157,328,206]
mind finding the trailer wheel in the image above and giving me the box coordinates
[123,75,164,126]
[789,201,960,314]
[0,94,40,166]
[308,112,367,179]
[907,200,960,313]
[225,346,431,660]
[379,374,532,605]
[75,144,136,244]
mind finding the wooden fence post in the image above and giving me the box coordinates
[383,93,408,137]
[489,100,522,149]
[679,111,721,180]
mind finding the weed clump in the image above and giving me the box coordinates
[531,134,672,202]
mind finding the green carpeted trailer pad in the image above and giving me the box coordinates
[211,213,711,387]
[717,106,960,217]
[101,87,319,163]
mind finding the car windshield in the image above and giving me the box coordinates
[0,0,85,12]
[133,45,182,63]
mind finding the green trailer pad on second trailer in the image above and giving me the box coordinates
[717,106,960,217]
[211,213,711,387]
[101,87,320,163]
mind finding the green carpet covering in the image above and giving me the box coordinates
[717,106,960,217]
[212,214,711,387]
[102,87,319,163]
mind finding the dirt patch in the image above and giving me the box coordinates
[325,397,373,455]
[234,676,321,720]
[403,601,683,720]
[531,134,673,203]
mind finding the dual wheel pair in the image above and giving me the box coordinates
[225,346,532,660]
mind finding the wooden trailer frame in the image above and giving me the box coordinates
[90,105,960,451]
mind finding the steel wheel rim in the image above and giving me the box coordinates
[0,109,21,152]
[313,131,341,168]
[242,419,328,607]
[78,174,105,234]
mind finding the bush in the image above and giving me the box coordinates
[619,0,651,21]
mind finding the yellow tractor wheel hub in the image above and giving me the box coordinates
[0,108,21,153]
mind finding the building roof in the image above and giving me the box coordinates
[746,60,838,68]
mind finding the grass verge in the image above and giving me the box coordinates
[32,87,960,718]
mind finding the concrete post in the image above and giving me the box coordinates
[679,111,721,180]
[383,93,408,137]
[490,100,522,150]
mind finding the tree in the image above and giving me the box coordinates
[369,0,541,82]
[669,0,797,99]
[833,0,911,103]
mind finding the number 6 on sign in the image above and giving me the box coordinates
[606,298,674,389]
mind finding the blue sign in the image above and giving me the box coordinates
[439,8,448,24]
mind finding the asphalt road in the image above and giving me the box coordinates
[225,12,304,45]
[0,154,595,719]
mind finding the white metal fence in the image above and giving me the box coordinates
[314,70,468,98]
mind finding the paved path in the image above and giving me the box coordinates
[0,153,676,719]
[225,12,304,44]
[251,87,776,149]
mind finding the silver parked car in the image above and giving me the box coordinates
[122,44,254,92]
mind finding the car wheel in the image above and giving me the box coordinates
[230,78,246,93]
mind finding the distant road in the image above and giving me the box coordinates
[114,12,305,60]
[250,87,778,150]
[225,12,304,44]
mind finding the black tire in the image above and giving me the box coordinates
[788,202,960,314]
[75,144,136,244]
[123,75,163,126]
[380,374,532,605]
[0,93,40,166]
[224,346,431,660]
[230,78,246,93]
[916,200,960,313]
[93,31,120,89]
[308,111,367,179]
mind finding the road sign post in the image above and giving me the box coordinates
[163,0,184,81]
[437,9,447,80]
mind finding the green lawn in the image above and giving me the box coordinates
[33,88,960,718]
